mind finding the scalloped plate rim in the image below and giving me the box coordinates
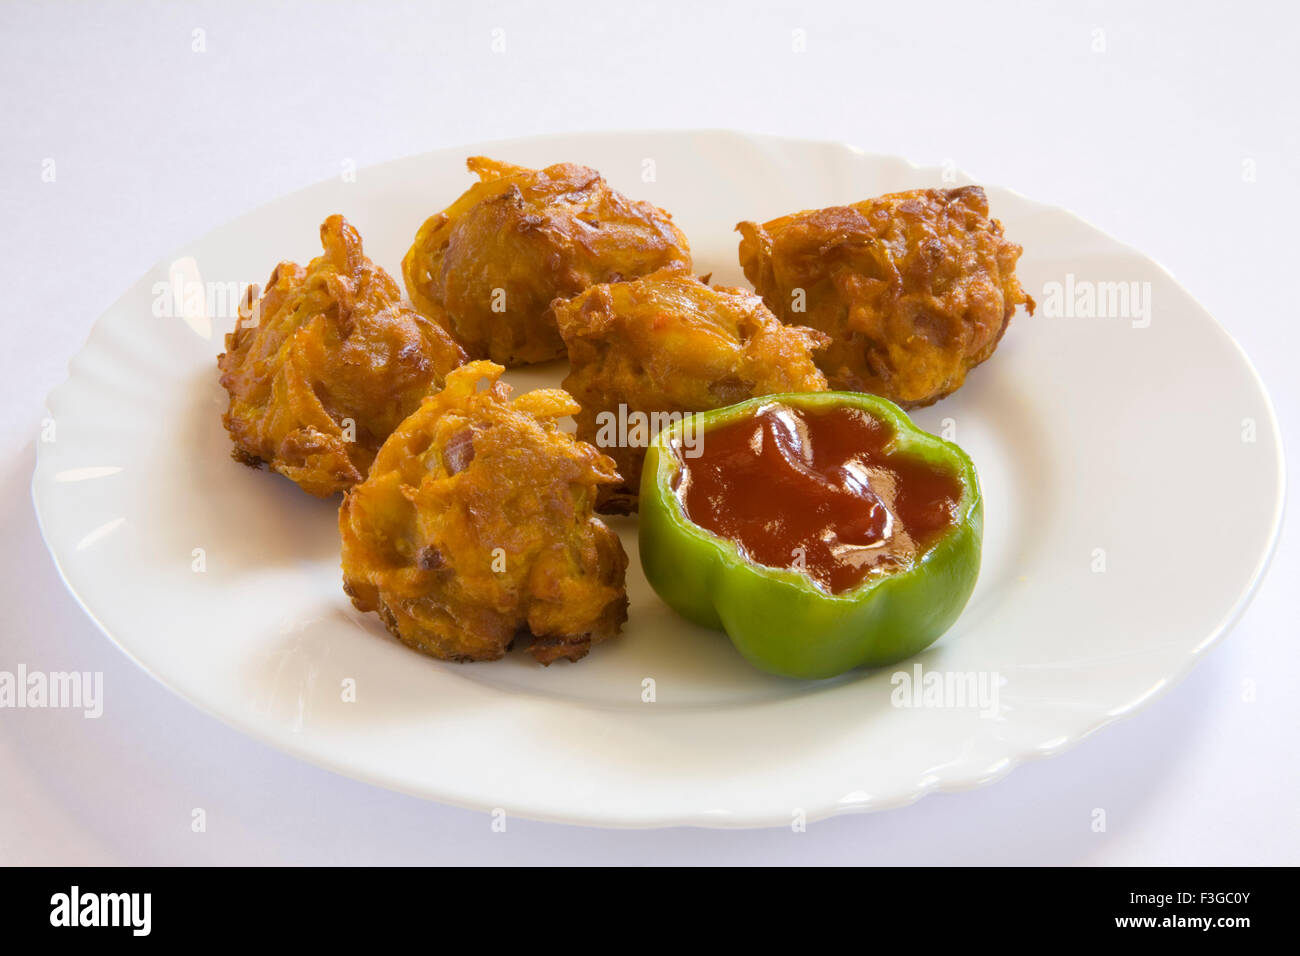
[31,129,1286,828]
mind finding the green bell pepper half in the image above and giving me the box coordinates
[638,391,983,680]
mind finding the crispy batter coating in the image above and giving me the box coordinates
[218,215,467,496]
[402,156,692,366]
[339,361,629,664]
[555,270,830,513]
[737,186,1034,407]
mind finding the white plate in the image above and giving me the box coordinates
[33,131,1284,828]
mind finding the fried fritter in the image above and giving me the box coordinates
[737,186,1034,407]
[218,215,467,496]
[339,361,628,665]
[402,156,692,366]
[555,270,830,513]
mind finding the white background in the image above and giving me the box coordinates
[1,0,1295,864]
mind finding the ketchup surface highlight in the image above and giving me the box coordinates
[673,402,963,594]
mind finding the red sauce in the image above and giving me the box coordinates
[674,403,963,594]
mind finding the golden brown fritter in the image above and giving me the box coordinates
[218,215,467,496]
[339,361,628,665]
[555,270,830,513]
[737,186,1034,407]
[402,156,692,366]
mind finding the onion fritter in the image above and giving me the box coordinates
[339,361,629,664]
[402,156,692,366]
[555,270,829,513]
[218,214,467,496]
[737,186,1034,407]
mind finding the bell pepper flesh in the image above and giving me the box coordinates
[638,391,983,679]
